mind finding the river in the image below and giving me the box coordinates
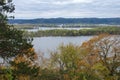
[32,36,93,57]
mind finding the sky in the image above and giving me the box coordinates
[12,0,120,19]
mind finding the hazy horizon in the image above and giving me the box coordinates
[11,17,120,20]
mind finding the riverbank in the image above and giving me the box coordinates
[23,27,120,37]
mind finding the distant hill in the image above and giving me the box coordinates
[8,18,120,25]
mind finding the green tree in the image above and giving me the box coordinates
[0,0,17,62]
[51,44,82,80]
[0,0,39,79]
[0,0,37,64]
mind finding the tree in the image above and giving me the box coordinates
[0,0,39,79]
[50,34,119,80]
[95,34,120,79]
[0,0,37,64]
[0,0,16,61]
[80,34,120,80]
[51,43,101,80]
[10,50,39,80]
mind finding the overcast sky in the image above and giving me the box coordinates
[12,0,120,19]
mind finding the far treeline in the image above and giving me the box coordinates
[24,27,120,37]
[9,18,120,24]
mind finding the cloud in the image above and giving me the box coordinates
[12,0,120,19]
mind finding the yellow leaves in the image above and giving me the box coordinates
[14,55,27,64]
[80,33,112,59]
[24,47,38,60]
[17,75,30,80]
[28,48,34,52]
[104,76,119,80]
[92,63,106,71]
[80,33,120,79]
[98,33,110,39]
[0,65,6,70]
[32,53,38,60]
[64,74,70,80]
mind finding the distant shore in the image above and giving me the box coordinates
[22,27,120,37]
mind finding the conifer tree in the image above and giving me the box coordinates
[0,0,38,79]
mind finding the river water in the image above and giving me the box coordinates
[32,36,93,57]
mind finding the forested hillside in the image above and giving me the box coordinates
[9,18,120,24]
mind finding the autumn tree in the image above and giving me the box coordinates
[95,34,120,79]
[51,43,99,80]
[50,34,120,80]
[81,34,120,80]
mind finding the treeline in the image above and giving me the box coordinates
[14,24,59,29]
[24,27,120,37]
[14,24,119,30]
[9,18,120,24]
